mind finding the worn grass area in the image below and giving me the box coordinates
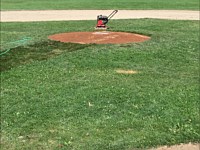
[0,41,89,72]
[1,0,199,10]
[1,19,200,150]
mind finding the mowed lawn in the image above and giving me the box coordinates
[1,0,199,10]
[1,19,199,150]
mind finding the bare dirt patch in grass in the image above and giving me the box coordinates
[116,69,139,74]
[150,143,200,150]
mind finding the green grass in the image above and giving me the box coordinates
[1,19,200,149]
[1,0,199,10]
[0,41,89,72]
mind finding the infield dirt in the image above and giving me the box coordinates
[48,31,150,44]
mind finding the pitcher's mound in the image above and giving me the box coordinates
[48,31,150,44]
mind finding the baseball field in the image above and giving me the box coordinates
[1,0,199,150]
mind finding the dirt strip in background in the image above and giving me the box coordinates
[1,10,199,22]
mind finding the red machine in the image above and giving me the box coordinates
[95,10,118,29]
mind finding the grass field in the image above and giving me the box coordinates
[1,0,199,10]
[1,19,199,149]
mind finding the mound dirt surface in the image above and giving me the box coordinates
[48,31,150,44]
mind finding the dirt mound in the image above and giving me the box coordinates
[48,31,150,44]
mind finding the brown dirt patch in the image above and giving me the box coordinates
[150,143,200,150]
[116,69,139,74]
[48,31,150,44]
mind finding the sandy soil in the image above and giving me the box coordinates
[1,10,199,22]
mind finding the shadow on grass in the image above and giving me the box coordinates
[0,40,89,72]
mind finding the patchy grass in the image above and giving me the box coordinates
[1,19,200,150]
[0,41,89,72]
